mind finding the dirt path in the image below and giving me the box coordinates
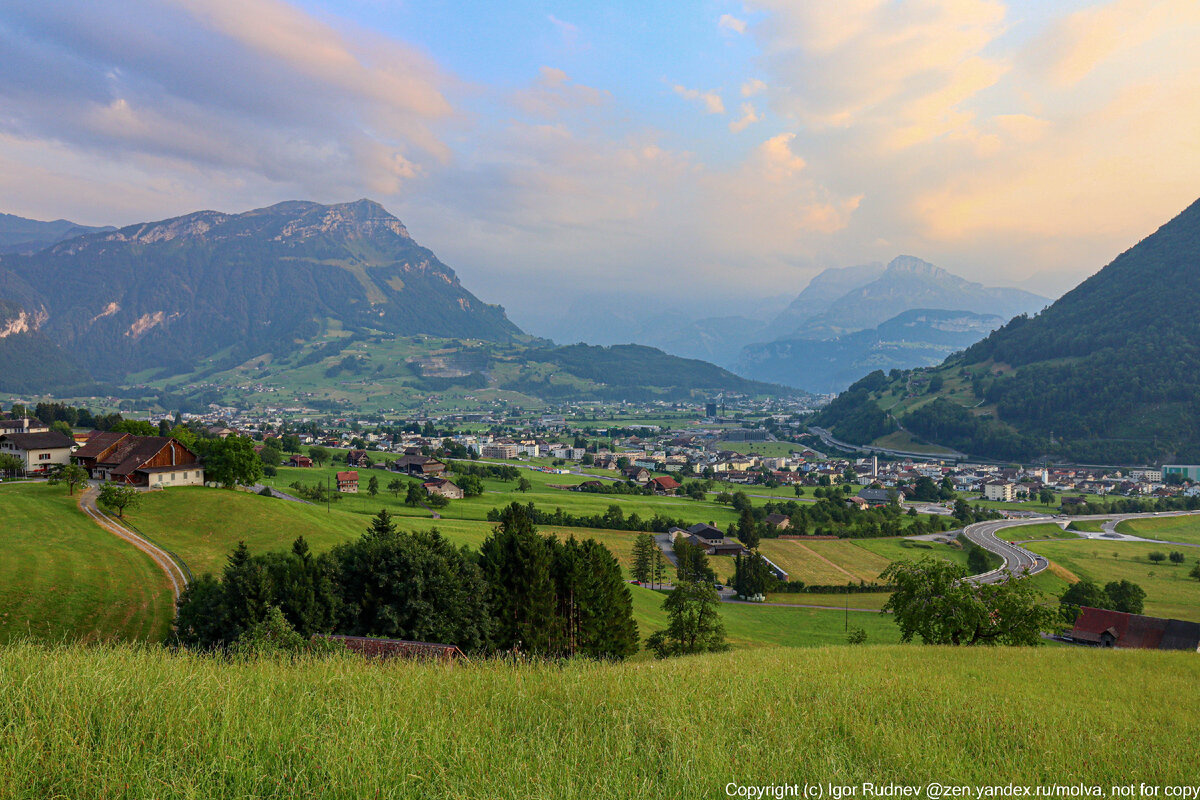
[77,487,188,608]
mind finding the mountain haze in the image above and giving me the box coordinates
[0,213,114,255]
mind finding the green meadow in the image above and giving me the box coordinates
[1026,539,1200,621]
[1,642,1196,799]
[1115,514,1200,545]
[0,483,171,643]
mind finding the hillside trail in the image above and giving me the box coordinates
[77,487,188,609]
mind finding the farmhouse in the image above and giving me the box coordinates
[622,466,650,483]
[423,478,464,499]
[289,455,313,468]
[346,449,371,468]
[1068,607,1200,651]
[765,513,791,531]
[392,454,447,478]
[648,475,680,494]
[0,430,75,475]
[336,471,359,493]
[72,432,203,487]
[856,487,892,507]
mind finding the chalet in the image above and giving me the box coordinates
[317,635,465,662]
[289,455,313,468]
[687,523,725,547]
[856,487,892,507]
[392,454,447,478]
[0,430,75,475]
[346,449,371,468]
[649,475,680,494]
[423,478,464,500]
[72,432,203,487]
[336,471,359,493]
[622,466,650,484]
[1069,607,1200,651]
[765,513,791,531]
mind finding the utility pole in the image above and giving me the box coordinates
[326,474,331,514]
[844,593,848,632]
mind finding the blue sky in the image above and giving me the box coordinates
[1,0,1198,334]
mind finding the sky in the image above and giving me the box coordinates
[1,0,1199,335]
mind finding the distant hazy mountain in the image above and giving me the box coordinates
[738,308,1006,393]
[784,255,1048,338]
[768,262,886,334]
[812,196,1200,463]
[0,212,114,255]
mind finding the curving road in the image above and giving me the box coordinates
[962,509,1200,584]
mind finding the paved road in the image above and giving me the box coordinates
[78,487,189,605]
[808,425,967,461]
[962,509,1200,584]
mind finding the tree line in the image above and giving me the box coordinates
[175,503,639,660]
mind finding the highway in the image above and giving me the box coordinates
[963,509,1200,584]
[808,425,967,461]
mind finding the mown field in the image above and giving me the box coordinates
[1009,522,1079,540]
[1026,539,1200,621]
[1,642,1196,799]
[0,483,172,643]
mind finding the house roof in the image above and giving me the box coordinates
[687,522,724,539]
[336,471,358,481]
[109,436,176,477]
[1071,606,1200,650]
[0,431,75,450]
[650,476,680,489]
[71,431,128,459]
[857,487,891,502]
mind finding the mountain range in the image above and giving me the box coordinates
[731,256,1048,392]
[0,202,788,403]
[813,196,1200,464]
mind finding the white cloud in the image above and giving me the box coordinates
[741,79,767,97]
[671,84,726,114]
[511,66,609,118]
[718,14,747,34]
[729,102,761,132]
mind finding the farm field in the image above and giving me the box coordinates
[630,585,900,648]
[2,642,1197,798]
[756,538,894,585]
[853,537,973,571]
[1115,515,1200,545]
[0,483,172,644]
[1025,540,1200,622]
[762,592,891,610]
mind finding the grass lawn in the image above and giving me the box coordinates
[1115,515,1200,546]
[0,483,172,644]
[1010,522,1079,540]
[756,539,895,585]
[1026,539,1200,622]
[4,642,1197,797]
[122,487,681,583]
[763,592,891,610]
[629,585,901,648]
[853,537,972,571]
[264,463,743,530]
[1067,519,1108,533]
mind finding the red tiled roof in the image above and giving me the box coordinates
[336,471,358,482]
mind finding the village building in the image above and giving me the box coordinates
[423,478,464,499]
[391,454,447,478]
[72,432,203,487]
[983,480,1016,502]
[0,430,75,475]
[336,471,359,493]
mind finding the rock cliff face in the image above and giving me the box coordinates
[0,199,521,388]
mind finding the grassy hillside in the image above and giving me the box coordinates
[1,642,1197,798]
[0,484,171,643]
[1115,515,1200,546]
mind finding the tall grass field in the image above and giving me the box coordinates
[1,642,1197,799]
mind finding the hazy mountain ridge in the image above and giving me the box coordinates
[0,212,115,255]
[738,308,1006,394]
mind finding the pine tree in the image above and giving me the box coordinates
[478,503,557,654]
[631,533,655,584]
